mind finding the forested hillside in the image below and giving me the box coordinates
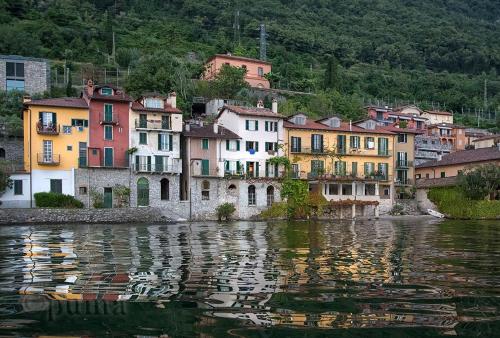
[1,0,500,125]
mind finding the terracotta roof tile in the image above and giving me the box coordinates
[428,122,465,129]
[471,134,500,142]
[381,125,425,134]
[25,97,88,109]
[416,147,500,168]
[182,124,240,139]
[221,105,284,118]
[208,54,272,65]
[424,110,453,116]
[416,177,457,189]
[285,117,395,135]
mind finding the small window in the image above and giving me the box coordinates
[104,126,113,140]
[416,174,421,179]
[79,186,88,195]
[258,67,264,76]
[248,185,256,206]
[92,149,98,155]
[440,172,446,178]
[246,141,258,152]
[63,126,72,134]
[71,119,88,127]
[228,184,236,190]
[139,132,147,145]
[201,138,209,150]
[245,120,258,131]
[14,180,23,195]
[67,145,72,151]
[364,137,375,149]
[202,180,210,200]
[101,87,113,96]
[328,184,339,195]
[50,179,63,194]
[241,64,247,69]
[398,133,408,143]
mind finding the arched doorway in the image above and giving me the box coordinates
[248,185,256,206]
[137,177,149,206]
[160,178,169,200]
[266,186,274,206]
[0,148,5,159]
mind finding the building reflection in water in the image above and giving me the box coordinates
[1,219,497,332]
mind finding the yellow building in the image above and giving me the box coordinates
[23,97,89,198]
[284,114,396,215]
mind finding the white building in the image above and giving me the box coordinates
[129,93,183,206]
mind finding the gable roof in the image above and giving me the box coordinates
[472,134,500,142]
[182,124,240,139]
[207,54,272,65]
[416,147,500,169]
[423,110,453,116]
[219,105,283,119]
[25,97,88,109]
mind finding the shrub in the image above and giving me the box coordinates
[259,202,288,220]
[90,188,104,208]
[34,192,84,208]
[216,202,236,221]
[390,203,405,215]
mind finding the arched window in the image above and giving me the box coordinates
[137,177,149,206]
[160,178,169,200]
[202,180,210,200]
[248,185,256,206]
[0,148,4,159]
[266,186,274,206]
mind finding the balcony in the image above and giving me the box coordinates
[135,161,181,174]
[99,112,119,125]
[37,153,60,166]
[224,170,245,178]
[395,178,414,186]
[290,147,326,154]
[36,123,60,135]
[135,119,171,130]
[396,160,414,169]
[308,170,391,182]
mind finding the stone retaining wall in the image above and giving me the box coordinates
[0,207,177,225]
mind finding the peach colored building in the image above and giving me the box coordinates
[472,134,500,149]
[202,54,271,89]
[427,123,467,150]
[415,147,500,179]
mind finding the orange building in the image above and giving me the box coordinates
[426,123,467,150]
[202,54,271,89]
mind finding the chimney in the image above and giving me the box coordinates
[257,99,264,108]
[167,91,177,109]
[272,98,278,114]
[213,123,219,134]
[85,79,94,97]
[23,95,31,104]
[185,123,190,132]
[349,120,352,131]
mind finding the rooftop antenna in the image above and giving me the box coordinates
[260,23,267,61]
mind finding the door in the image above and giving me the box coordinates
[139,114,147,128]
[137,178,149,206]
[43,140,53,162]
[104,104,113,122]
[104,148,113,167]
[103,187,113,208]
[50,179,62,194]
[79,142,87,167]
[201,159,209,176]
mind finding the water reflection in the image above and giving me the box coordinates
[0,219,499,336]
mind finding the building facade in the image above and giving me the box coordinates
[0,55,50,95]
[284,114,396,215]
[421,110,453,125]
[202,54,272,89]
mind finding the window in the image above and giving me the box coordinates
[364,162,375,176]
[311,160,324,176]
[13,180,22,195]
[137,177,149,206]
[352,162,358,177]
[160,178,169,200]
[104,148,113,167]
[67,145,72,151]
[201,138,209,150]
[158,133,173,151]
[139,132,147,145]
[144,98,163,109]
[226,140,240,151]
[246,161,259,177]
[101,87,113,96]
[202,180,210,200]
[291,137,302,152]
[398,133,408,143]
[135,155,151,172]
[365,184,376,196]
[311,134,324,153]
[104,104,113,122]
[378,138,389,155]
[241,64,247,69]
[364,137,375,149]
[415,174,421,179]
[6,80,25,91]
[42,140,53,162]
[440,172,446,178]
[342,184,353,196]
[328,184,339,195]
[416,121,423,129]
[350,136,360,149]
[245,120,258,131]
[50,179,63,194]
[246,141,259,152]
[337,135,346,154]
[258,67,264,76]
[265,121,278,132]
[265,142,278,152]
[63,126,72,134]
[334,161,347,175]
[397,152,408,167]
[267,186,274,206]
[426,173,430,179]
[104,125,113,140]
[79,186,88,195]
[378,163,389,179]
[71,119,88,127]
[6,62,24,92]
[265,161,279,177]
[248,185,256,206]
[0,148,4,158]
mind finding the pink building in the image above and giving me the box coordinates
[202,54,271,89]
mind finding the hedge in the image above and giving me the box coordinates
[34,192,84,208]
[428,187,500,219]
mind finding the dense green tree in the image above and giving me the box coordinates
[323,56,340,90]
[211,64,249,99]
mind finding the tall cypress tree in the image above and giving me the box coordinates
[324,56,340,90]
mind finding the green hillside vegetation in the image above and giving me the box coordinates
[1,0,500,129]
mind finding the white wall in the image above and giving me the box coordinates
[32,169,75,196]
[0,173,31,208]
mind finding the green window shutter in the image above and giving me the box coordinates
[158,134,162,150]
[236,140,240,151]
[274,122,278,131]
[265,162,269,177]
[275,143,278,152]
[226,140,229,150]
[135,156,139,171]
[255,142,259,152]
[52,113,57,125]
[237,161,241,172]
[256,162,259,177]
[201,159,209,175]
[274,163,279,177]
[246,142,250,151]
[255,121,259,131]
[169,135,173,151]
[147,156,151,171]
[364,163,369,175]
[225,161,229,171]
[245,120,249,130]
[352,162,357,176]
[265,121,268,131]
[38,112,43,122]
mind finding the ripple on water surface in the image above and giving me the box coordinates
[0,219,499,337]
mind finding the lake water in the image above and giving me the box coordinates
[0,219,499,337]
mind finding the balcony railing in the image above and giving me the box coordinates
[135,119,171,130]
[396,160,414,168]
[36,123,60,135]
[135,162,181,174]
[224,170,245,178]
[307,171,391,181]
[395,178,414,186]
[290,147,325,154]
[37,153,60,165]
[193,169,219,177]
[99,112,119,125]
